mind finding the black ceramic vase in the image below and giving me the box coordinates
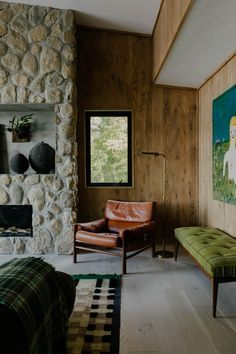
[10,153,29,174]
[29,141,55,174]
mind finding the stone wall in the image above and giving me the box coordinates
[0,2,78,254]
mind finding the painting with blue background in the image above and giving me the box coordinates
[212,84,236,204]
[213,84,236,143]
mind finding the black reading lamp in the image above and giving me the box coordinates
[138,151,173,258]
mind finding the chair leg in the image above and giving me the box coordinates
[152,239,156,258]
[212,278,219,318]
[122,243,127,274]
[73,242,77,263]
[73,225,77,263]
[174,240,179,261]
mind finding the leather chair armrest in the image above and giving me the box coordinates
[74,218,107,233]
[120,221,156,242]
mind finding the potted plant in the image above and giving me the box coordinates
[0,113,33,142]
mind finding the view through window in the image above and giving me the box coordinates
[85,111,132,187]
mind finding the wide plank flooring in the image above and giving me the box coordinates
[1,246,236,354]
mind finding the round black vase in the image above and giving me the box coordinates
[10,153,29,174]
[29,141,55,174]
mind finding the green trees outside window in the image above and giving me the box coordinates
[85,111,132,187]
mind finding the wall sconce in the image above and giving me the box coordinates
[138,151,173,258]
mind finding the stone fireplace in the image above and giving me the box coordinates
[0,2,78,254]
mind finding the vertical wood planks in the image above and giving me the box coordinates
[77,28,197,243]
[152,0,193,81]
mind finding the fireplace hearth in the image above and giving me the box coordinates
[0,205,33,237]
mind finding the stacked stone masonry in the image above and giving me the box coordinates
[0,2,78,254]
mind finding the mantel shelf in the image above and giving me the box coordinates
[0,104,55,112]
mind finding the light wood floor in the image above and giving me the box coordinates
[1,246,236,354]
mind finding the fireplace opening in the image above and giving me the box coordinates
[0,205,33,237]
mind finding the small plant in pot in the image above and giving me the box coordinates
[1,113,33,142]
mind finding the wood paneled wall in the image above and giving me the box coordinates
[150,86,198,239]
[152,0,193,81]
[77,28,198,242]
[199,55,236,237]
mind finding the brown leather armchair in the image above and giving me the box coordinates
[73,200,156,274]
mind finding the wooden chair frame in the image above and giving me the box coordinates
[73,223,156,274]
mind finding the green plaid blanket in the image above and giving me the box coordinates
[0,257,69,354]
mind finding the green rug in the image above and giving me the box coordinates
[67,275,121,354]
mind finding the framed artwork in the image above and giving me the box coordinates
[212,84,236,204]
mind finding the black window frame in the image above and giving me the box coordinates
[85,110,132,187]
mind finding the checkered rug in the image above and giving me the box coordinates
[67,275,121,354]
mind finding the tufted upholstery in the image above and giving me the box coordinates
[175,226,236,317]
[175,226,236,277]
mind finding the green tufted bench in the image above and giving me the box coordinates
[175,226,236,317]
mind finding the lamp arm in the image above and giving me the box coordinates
[138,151,165,158]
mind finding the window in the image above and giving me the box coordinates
[85,110,132,187]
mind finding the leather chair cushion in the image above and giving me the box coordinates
[75,230,122,248]
[107,219,144,233]
[75,218,106,233]
[105,200,153,222]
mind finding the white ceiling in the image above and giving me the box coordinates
[155,0,236,88]
[4,0,162,35]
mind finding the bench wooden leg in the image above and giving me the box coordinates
[212,278,219,318]
[175,240,179,261]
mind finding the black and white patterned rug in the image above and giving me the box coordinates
[67,275,121,354]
